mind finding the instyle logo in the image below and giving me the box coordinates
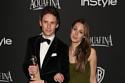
[0,71,13,82]
[0,37,12,47]
[97,67,105,83]
[90,34,113,47]
[81,0,118,7]
[30,0,61,10]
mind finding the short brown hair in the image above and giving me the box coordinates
[40,6,60,26]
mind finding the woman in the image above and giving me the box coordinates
[69,18,97,83]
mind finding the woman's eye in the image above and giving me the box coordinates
[80,31,83,34]
[73,27,77,30]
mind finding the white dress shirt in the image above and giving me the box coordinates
[39,34,55,68]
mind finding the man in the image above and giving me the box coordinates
[23,6,69,83]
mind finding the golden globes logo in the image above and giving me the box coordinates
[81,0,118,7]
[97,67,105,83]
[30,0,61,10]
[0,71,13,82]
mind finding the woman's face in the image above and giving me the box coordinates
[70,22,85,43]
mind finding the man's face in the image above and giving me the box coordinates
[39,13,58,38]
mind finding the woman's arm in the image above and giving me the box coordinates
[88,48,97,83]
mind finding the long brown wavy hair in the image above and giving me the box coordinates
[71,18,91,72]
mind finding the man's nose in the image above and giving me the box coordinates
[47,23,51,28]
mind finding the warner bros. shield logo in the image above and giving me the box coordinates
[97,67,105,83]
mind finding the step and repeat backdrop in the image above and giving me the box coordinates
[0,0,124,83]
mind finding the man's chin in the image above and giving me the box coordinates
[44,33,53,37]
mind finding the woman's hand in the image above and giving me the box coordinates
[54,73,64,83]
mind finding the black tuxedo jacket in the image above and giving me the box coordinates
[23,35,69,83]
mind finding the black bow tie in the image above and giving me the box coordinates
[41,36,51,44]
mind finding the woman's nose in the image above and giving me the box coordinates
[75,31,78,35]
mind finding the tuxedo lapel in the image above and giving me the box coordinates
[32,36,41,67]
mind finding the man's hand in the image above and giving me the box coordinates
[28,64,40,80]
[29,80,44,83]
